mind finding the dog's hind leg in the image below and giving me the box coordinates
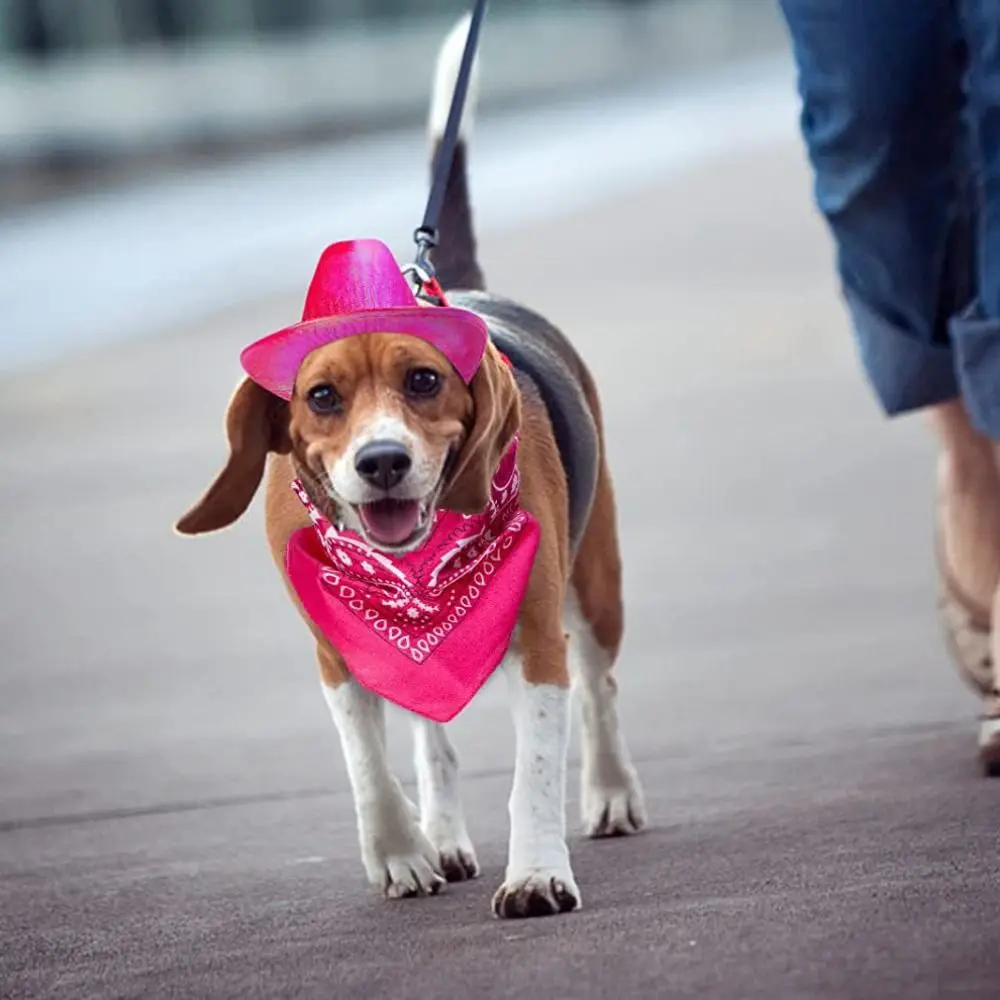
[411,719,480,881]
[567,457,647,838]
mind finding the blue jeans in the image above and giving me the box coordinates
[778,0,1000,436]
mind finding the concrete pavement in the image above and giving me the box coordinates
[2,135,999,997]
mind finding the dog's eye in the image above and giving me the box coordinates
[405,368,442,398]
[306,384,341,415]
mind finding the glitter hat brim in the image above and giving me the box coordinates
[240,306,489,400]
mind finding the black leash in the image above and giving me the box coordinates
[407,0,489,294]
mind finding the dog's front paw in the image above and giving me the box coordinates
[434,839,480,883]
[361,825,445,899]
[491,867,581,919]
[422,818,480,882]
[582,766,647,838]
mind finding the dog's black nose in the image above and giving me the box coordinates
[354,441,412,491]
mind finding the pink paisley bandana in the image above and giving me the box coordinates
[285,439,540,722]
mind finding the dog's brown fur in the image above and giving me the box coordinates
[174,332,613,693]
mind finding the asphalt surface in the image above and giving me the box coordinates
[3,129,1000,998]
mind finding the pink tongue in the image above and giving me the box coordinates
[358,499,422,545]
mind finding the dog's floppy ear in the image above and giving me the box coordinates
[442,342,520,514]
[175,377,290,535]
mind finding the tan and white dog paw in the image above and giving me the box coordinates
[492,867,581,919]
[581,768,647,838]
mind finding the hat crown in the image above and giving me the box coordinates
[302,239,415,322]
[240,236,489,400]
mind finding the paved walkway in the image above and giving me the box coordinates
[2,134,997,998]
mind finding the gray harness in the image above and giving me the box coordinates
[448,290,598,556]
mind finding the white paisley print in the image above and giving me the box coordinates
[290,438,534,665]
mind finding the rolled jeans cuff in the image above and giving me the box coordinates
[843,285,959,418]
[951,305,1000,438]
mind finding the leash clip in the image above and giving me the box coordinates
[401,251,447,307]
[403,225,439,301]
[412,225,438,277]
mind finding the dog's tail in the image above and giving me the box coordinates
[426,15,485,292]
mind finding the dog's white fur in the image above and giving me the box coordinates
[327,412,430,506]
[324,409,442,549]
[412,716,480,877]
[427,13,480,142]
[322,679,444,897]
[566,593,646,836]
[501,653,579,907]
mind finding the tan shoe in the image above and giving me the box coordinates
[936,540,1000,775]
[977,695,1000,778]
[937,545,993,694]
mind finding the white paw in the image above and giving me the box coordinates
[423,824,480,882]
[492,866,581,919]
[361,824,445,899]
[436,842,480,883]
[581,768,647,838]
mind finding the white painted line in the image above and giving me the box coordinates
[0,56,798,374]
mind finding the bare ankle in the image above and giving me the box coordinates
[928,402,996,488]
[939,447,1000,501]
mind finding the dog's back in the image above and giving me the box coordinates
[425,19,600,551]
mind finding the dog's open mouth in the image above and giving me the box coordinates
[355,498,433,549]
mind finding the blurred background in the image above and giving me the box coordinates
[1,0,783,205]
[7,3,994,998]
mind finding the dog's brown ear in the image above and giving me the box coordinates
[442,343,521,514]
[174,377,290,536]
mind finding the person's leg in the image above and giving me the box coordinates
[928,402,1000,615]
[779,0,969,409]
[778,0,1000,745]
[953,0,1000,441]
[951,0,1000,760]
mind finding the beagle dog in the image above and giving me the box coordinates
[175,17,646,919]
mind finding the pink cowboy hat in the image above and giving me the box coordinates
[240,238,489,400]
